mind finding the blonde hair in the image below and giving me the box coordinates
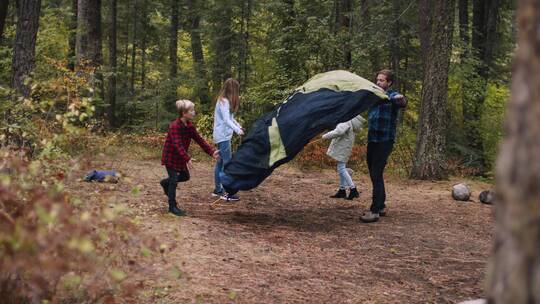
[216,78,240,113]
[176,99,195,115]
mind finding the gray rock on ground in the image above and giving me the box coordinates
[452,183,471,201]
[479,190,495,204]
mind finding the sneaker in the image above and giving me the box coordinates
[379,208,387,217]
[360,211,379,223]
[220,193,240,201]
[346,187,360,200]
[212,190,224,197]
[330,189,347,198]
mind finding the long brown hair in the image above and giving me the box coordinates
[216,78,240,113]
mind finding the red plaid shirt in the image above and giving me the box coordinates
[161,119,215,171]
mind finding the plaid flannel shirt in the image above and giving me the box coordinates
[161,119,215,171]
[367,90,406,143]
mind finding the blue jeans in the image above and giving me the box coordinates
[214,140,232,193]
[337,161,355,189]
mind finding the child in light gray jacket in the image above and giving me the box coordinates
[322,114,366,200]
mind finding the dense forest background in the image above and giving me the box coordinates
[0,0,516,178]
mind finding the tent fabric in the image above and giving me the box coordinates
[220,70,387,194]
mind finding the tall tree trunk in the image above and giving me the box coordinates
[240,0,251,86]
[332,0,340,35]
[76,0,102,68]
[340,0,352,69]
[67,0,77,70]
[486,1,540,302]
[187,0,210,105]
[140,0,147,91]
[359,0,379,71]
[11,0,41,97]
[463,0,500,170]
[389,0,400,89]
[169,0,178,82]
[107,0,117,128]
[123,0,130,77]
[411,0,455,180]
[130,0,138,94]
[473,0,500,79]
[418,0,433,74]
[459,0,470,55]
[0,0,9,42]
[275,0,299,84]
[211,0,232,88]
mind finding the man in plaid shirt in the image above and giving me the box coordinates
[361,69,407,223]
[161,100,219,216]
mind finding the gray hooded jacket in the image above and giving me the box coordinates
[322,115,366,162]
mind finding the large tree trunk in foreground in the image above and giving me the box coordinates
[410,0,455,180]
[486,1,540,303]
[11,0,41,97]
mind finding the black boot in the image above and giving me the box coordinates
[168,202,186,216]
[346,187,360,200]
[330,189,347,198]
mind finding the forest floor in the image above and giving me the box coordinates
[68,150,493,304]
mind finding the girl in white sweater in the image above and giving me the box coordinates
[322,115,365,200]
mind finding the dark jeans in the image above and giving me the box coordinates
[367,141,394,213]
[160,167,190,203]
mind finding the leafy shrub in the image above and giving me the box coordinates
[0,151,155,303]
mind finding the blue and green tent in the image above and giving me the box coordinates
[221,70,388,194]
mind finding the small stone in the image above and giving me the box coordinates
[479,190,494,204]
[452,183,471,201]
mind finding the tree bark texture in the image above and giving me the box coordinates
[76,0,102,67]
[67,0,77,70]
[390,0,400,89]
[211,0,232,87]
[411,0,455,180]
[417,0,433,74]
[187,0,210,105]
[473,0,500,78]
[11,0,41,97]
[0,0,9,42]
[107,0,117,128]
[130,0,138,93]
[169,0,178,83]
[340,0,352,68]
[486,1,540,302]
[459,0,470,52]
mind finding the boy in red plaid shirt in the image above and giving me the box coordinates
[161,99,219,216]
